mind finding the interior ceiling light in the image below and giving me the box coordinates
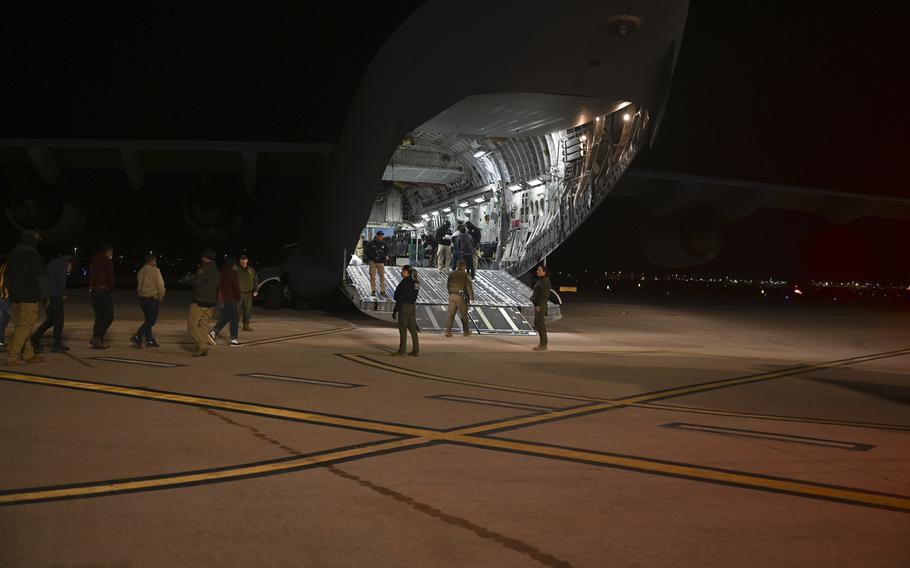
[421,213,430,219]
[431,210,440,215]
[623,113,631,122]
[414,222,424,227]
[442,207,452,212]
[507,183,522,191]
[527,179,543,187]
[473,196,485,203]
[458,202,469,207]
[472,150,487,158]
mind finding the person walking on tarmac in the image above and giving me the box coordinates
[365,231,390,297]
[392,265,420,356]
[4,231,47,365]
[238,254,259,331]
[0,254,10,351]
[31,255,77,353]
[131,254,166,348]
[445,259,474,337]
[435,221,452,271]
[89,243,116,349]
[210,256,242,346]
[531,265,551,351]
[184,249,219,357]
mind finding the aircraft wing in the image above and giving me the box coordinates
[616,168,910,223]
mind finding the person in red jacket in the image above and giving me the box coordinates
[89,243,116,349]
[209,257,242,346]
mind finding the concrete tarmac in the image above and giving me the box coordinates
[1,290,908,567]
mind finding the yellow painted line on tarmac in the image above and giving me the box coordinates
[0,437,427,505]
[241,326,355,347]
[338,353,604,402]
[440,435,910,513]
[633,402,910,432]
[0,371,439,439]
[2,369,910,511]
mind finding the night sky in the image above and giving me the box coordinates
[551,1,910,283]
[3,2,909,282]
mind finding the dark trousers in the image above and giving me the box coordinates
[450,252,475,278]
[33,295,65,345]
[91,291,114,339]
[397,303,419,354]
[135,297,160,342]
[213,301,240,339]
[534,308,548,346]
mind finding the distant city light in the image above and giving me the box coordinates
[794,288,803,295]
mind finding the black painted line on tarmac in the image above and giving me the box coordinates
[662,422,877,451]
[0,370,446,436]
[0,438,434,507]
[90,357,185,368]
[448,437,910,514]
[239,373,365,389]
[427,394,559,413]
[61,351,94,368]
[241,327,355,347]
[637,402,910,432]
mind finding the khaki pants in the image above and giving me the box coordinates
[446,294,470,334]
[369,261,385,295]
[436,245,452,271]
[241,292,254,327]
[397,303,419,354]
[187,303,214,353]
[7,302,38,362]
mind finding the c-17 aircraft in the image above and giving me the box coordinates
[2,1,908,333]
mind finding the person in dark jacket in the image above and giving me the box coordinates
[530,265,551,351]
[184,249,219,356]
[365,231,390,296]
[210,256,242,346]
[392,265,420,356]
[31,255,77,353]
[5,231,48,365]
[452,223,476,278]
[88,244,116,349]
[0,255,10,350]
[434,221,452,271]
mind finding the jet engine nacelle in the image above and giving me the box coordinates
[641,207,724,268]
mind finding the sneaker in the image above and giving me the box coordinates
[130,335,143,348]
[146,339,160,348]
[207,331,217,345]
[25,355,44,364]
[90,337,109,350]
[50,344,70,353]
[192,349,209,357]
[5,357,25,366]
[533,345,548,351]
[463,330,473,337]
[229,339,241,347]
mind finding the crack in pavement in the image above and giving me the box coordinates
[200,408,574,567]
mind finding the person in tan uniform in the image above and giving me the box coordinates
[131,254,166,348]
[445,259,474,337]
[183,249,219,357]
